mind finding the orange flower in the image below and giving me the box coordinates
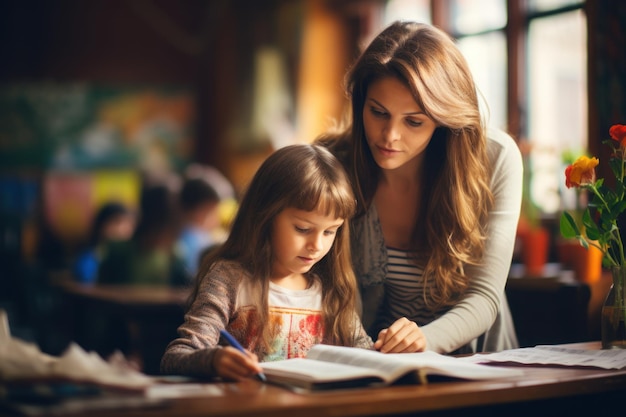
[561,123,626,270]
[609,124,626,147]
[565,155,599,188]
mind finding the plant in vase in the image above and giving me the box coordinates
[557,150,604,283]
[560,123,626,349]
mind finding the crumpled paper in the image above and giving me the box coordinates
[0,309,153,390]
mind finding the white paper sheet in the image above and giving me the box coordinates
[0,309,154,390]
[460,344,626,370]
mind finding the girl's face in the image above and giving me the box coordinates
[270,207,344,281]
[362,76,437,173]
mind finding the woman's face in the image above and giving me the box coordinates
[362,76,437,172]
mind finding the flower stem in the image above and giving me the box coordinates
[587,184,626,267]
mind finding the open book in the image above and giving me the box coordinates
[260,345,524,391]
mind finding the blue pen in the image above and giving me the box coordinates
[219,329,267,382]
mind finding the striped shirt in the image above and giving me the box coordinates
[380,247,438,328]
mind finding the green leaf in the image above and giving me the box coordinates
[560,212,579,238]
[609,158,623,180]
[581,210,602,240]
[586,227,601,241]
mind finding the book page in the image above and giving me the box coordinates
[306,345,438,381]
[305,345,523,381]
[261,357,388,383]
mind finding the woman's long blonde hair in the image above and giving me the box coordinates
[317,21,494,309]
[193,144,359,353]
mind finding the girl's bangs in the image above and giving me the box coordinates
[293,184,356,220]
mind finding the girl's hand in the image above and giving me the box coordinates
[374,317,426,353]
[213,346,264,381]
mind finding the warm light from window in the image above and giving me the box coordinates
[451,0,506,34]
[457,32,507,131]
[384,0,431,25]
[527,10,587,214]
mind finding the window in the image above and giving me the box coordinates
[527,9,587,214]
[455,31,507,131]
[377,0,587,215]
[384,0,431,24]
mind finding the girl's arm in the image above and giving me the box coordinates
[352,314,376,350]
[160,261,256,378]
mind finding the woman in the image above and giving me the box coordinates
[316,21,523,354]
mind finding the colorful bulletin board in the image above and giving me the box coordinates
[42,170,140,244]
[0,83,195,171]
[0,82,195,245]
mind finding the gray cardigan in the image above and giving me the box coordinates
[352,129,522,354]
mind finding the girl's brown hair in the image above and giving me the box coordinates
[193,144,359,353]
[317,21,494,309]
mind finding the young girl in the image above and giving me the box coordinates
[160,144,373,381]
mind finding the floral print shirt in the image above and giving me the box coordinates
[160,259,373,377]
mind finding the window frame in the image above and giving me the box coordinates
[432,0,586,143]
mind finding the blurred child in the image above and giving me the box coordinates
[98,180,189,286]
[73,202,136,284]
[176,177,221,277]
[183,163,237,242]
[160,144,373,381]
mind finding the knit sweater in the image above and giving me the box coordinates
[161,259,373,377]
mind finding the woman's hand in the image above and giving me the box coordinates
[374,317,426,353]
[213,346,264,381]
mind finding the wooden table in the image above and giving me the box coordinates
[51,281,626,417]
[58,281,190,375]
[59,281,190,312]
[51,341,624,417]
